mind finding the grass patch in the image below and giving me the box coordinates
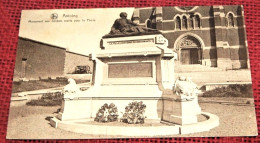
[8,105,59,119]
[202,84,253,98]
[12,78,89,93]
[26,92,63,106]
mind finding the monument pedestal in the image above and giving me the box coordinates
[57,85,163,121]
[162,95,201,125]
[51,34,219,135]
[57,34,176,121]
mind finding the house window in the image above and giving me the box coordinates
[21,58,27,78]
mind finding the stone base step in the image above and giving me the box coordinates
[175,64,223,73]
[175,69,252,88]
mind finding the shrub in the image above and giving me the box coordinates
[94,103,119,122]
[202,84,253,98]
[26,92,63,106]
[121,101,146,124]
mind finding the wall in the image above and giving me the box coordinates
[134,6,248,69]
[13,38,66,81]
[64,51,93,74]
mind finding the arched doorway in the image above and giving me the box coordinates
[175,36,202,65]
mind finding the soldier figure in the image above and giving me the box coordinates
[110,12,146,35]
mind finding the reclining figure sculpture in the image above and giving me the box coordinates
[103,12,160,38]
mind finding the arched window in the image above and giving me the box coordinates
[195,15,200,28]
[228,13,234,27]
[146,19,152,28]
[176,16,181,30]
[182,16,188,29]
[190,15,194,29]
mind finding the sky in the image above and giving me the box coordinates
[19,8,134,55]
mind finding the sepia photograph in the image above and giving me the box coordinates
[6,6,258,139]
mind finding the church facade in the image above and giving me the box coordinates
[132,6,249,70]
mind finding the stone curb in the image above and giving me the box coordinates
[50,112,219,136]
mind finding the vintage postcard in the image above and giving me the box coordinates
[7,6,258,139]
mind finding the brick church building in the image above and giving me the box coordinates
[132,6,249,70]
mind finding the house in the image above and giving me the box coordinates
[13,37,93,81]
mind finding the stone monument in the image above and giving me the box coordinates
[50,12,219,136]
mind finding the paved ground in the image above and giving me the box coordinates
[6,97,258,139]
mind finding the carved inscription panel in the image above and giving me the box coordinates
[108,63,152,78]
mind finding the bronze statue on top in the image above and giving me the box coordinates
[110,12,145,34]
[103,12,160,38]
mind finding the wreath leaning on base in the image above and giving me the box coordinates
[121,101,146,124]
[94,103,119,122]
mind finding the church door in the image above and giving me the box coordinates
[190,48,199,64]
[181,48,199,64]
[177,36,202,65]
[181,49,190,64]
